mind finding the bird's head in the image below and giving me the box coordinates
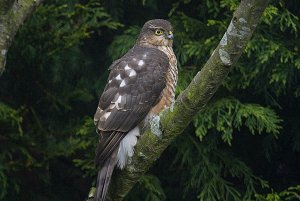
[137,19,174,47]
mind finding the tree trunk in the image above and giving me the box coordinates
[0,0,44,74]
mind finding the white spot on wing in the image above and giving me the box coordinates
[138,60,145,66]
[129,69,137,77]
[117,126,140,169]
[120,80,126,87]
[143,54,147,58]
[100,112,111,121]
[124,64,131,70]
[116,74,122,80]
[97,107,104,114]
[108,80,112,83]
[115,95,123,110]
[94,117,98,124]
[116,95,122,103]
[109,104,115,109]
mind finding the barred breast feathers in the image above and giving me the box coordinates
[149,46,178,115]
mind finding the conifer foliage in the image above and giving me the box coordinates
[0,0,299,201]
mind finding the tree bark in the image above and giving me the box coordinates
[86,0,269,200]
[0,0,44,74]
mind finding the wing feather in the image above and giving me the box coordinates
[94,46,169,167]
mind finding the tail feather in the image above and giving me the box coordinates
[94,149,118,201]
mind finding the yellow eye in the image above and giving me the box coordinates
[155,29,164,36]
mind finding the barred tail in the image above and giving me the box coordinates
[94,149,118,201]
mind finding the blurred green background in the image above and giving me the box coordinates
[0,0,299,200]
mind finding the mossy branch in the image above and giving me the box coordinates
[0,0,44,75]
[87,0,269,200]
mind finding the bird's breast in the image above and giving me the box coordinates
[150,46,178,115]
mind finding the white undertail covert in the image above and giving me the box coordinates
[117,126,140,169]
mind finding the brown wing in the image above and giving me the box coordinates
[94,46,169,166]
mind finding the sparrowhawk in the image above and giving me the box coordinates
[93,19,177,201]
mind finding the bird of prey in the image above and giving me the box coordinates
[93,19,177,201]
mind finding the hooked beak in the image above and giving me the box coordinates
[166,31,174,40]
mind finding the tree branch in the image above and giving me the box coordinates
[0,0,44,75]
[87,0,269,200]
